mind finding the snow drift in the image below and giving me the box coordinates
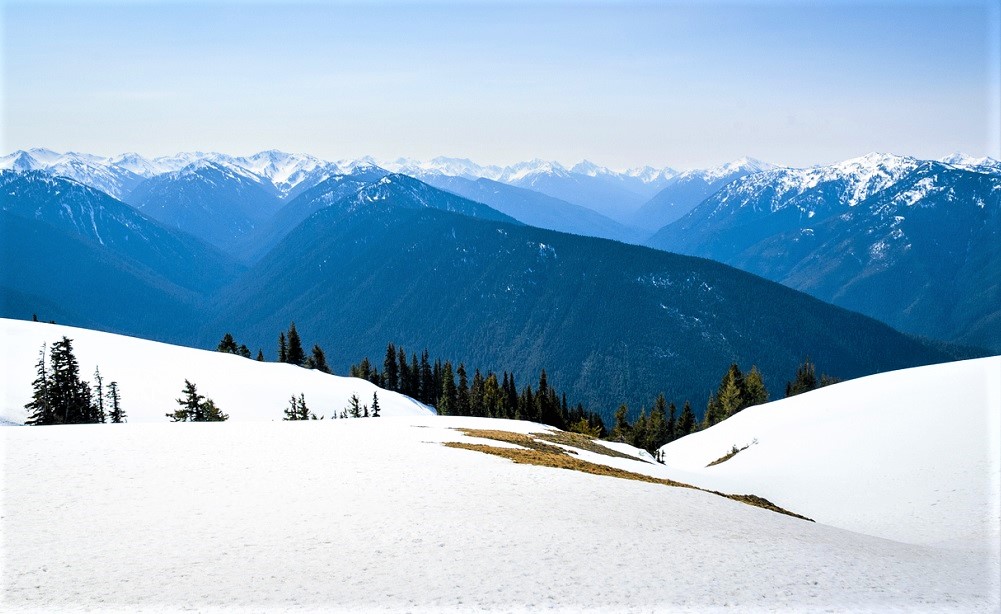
[659,356,1001,549]
[0,318,432,424]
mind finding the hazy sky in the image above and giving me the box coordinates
[3,1,999,169]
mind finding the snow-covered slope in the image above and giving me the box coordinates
[3,414,996,610]
[0,318,431,423]
[660,356,1001,549]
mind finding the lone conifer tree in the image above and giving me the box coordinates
[286,322,306,366]
[371,391,381,417]
[168,380,204,422]
[25,344,54,425]
[107,382,125,423]
[93,367,107,424]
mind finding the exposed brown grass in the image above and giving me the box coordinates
[445,428,812,522]
[534,430,642,461]
[706,444,750,467]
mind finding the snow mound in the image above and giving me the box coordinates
[0,318,432,424]
[660,356,1001,549]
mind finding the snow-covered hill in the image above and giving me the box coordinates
[0,318,431,423]
[3,415,996,609]
[660,356,1001,550]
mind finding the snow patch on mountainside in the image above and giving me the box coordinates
[0,318,432,424]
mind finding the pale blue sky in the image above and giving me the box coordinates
[3,1,999,168]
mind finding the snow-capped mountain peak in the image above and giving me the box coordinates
[939,152,1001,175]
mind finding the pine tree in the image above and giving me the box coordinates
[48,337,96,424]
[744,365,769,407]
[717,363,746,418]
[666,401,677,443]
[107,381,125,423]
[346,394,362,418]
[629,409,648,450]
[93,367,106,424]
[612,404,630,441]
[286,322,305,366]
[283,393,313,420]
[278,332,288,363]
[306,344,331,373]
[201,398,229,422]
[238,345,252,359]
[678,401,696,437]
[24,344,54,425]
[456,364,470,416]
[438,361,457,415]
[371,392,381,417]
[786,358,818,397]
[383,343,399,391]
[648,394,669,451]
[217,333,239,354]
[256,349,265,362]
[168,380,204,422]
[419,350,433,404]
[397,347,410,396]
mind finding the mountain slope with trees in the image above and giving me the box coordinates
[208,179,953,420]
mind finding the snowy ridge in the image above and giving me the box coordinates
[706,152,930,215]
[660,356,1001,549]
[941,152,1001,175]
[0,318,432,424]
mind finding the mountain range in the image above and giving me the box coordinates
[1,156,972,420]
[647,153,1001,351]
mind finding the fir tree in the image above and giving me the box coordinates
[347,394,362,418]
[238,345,252,359]
[648,394,669,451]
[168,380,204,422]
[283,393,313,420]
[93,366,107,424]
[666,401,677,443]
[371,392,381,417]
[24,344,54,425]
[286,322,306,366]
[48,337,96,424]
[456,364,471,416]
[256,349,265,362]
[678,401,696,437]
[306,344,331,373]
[107,381,125,423]
[612,404,630,441]
[200,398,229,422]
[278,332,288,363]
[383,343,399,391]
[786,358,818,397]
[438,361,457,415]
[717,363,747,418]
[744,365,769,407]
[217,333,239,354]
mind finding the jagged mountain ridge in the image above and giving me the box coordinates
[646,153,1001,350]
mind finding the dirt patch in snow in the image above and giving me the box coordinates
[446,428,812,522]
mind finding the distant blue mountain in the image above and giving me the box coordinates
[647,154,1001,351]
[413,174,644,243]
[125,160,282,254]
[1,171,242,339]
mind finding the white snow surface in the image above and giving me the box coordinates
[2,412,997,611]
[0,318,431,424]
[660,356,1001,551]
